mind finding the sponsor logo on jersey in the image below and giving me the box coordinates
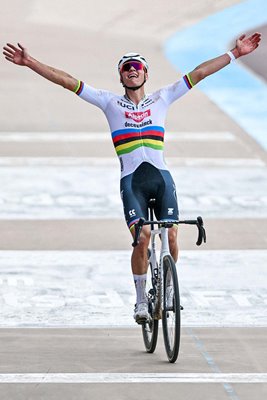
[142,98,154,107]
[117,100,135,110]
[125,110,151,122]
[124,119,152,128]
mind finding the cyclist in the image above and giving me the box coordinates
[3,32,261,323]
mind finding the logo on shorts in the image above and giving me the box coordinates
[125,110,151,122]
[129,209,136,217]
[168,208,174,215]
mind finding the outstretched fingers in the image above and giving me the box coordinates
[3,45,14,55]
[248,34,261,51]
[251,33,261,44]
[244,32,261,44]
[239,32,261,43]
[238,34,246,41]
[3,55,13,63]
[251,32,261,37]
[237,32,262,55]
[3,43,16,60]
[3,42,28,65]
[3,46,14,63]
[6,43,19,52]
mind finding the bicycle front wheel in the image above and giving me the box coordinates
[162,255,181,363]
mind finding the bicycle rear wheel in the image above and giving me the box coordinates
[142,262,158,353]
[142,310,158,353]
[162,255,181,363]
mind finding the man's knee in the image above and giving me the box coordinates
[169,227,178,252]
[168,227,178,245]
[139,228,150,249]
[168,227,178,262]
[132,226,150,252]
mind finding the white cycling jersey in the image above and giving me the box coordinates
[74,74,194,178]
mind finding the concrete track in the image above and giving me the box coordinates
[0,1,266,399]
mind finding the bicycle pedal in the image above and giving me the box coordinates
[136,317,150,325]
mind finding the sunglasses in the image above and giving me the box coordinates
[120,61,145,73]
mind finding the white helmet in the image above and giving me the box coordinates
[118,52,149,73]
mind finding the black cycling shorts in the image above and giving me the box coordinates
[120,162,179,230]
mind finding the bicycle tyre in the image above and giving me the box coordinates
[162,255,181,363]
[142,262,159,353]
[142,314,159,353]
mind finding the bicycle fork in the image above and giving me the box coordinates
[150,226,170,319]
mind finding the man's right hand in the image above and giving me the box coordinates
[3,42,78,91]
[3,43,30,66]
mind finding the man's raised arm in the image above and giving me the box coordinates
[3,43,79,92]
[188,32,261,85]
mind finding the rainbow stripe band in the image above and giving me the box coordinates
[111,126,164,156]
[74,80,84,95]
[129,218,139,231]
[183,73,194,89]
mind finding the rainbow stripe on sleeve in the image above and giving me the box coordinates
[183,73,194,89]
[73,80,84,95]
[112,126,164,156]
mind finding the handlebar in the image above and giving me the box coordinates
[132,216,206,247]
[179,216,207,246]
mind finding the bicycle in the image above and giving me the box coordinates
[132,199,206,363]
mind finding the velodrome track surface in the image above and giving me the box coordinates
[0,0,267,399]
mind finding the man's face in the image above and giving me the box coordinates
[120,61,148,88]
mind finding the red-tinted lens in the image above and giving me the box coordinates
[121,61,144,72]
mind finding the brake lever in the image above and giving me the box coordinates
[196,216,207,246]
[132,218,145,247]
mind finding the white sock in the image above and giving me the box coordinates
[133,274,147,304]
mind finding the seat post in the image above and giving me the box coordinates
[148,198,156,228]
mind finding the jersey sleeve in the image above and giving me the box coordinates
[73,80,112,111]
[159,73,195,106]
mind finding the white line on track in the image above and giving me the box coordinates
[0,131,235,142]
[0,157,264,167]
[0,373,266,384]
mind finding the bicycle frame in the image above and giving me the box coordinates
[132,200,206,362]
